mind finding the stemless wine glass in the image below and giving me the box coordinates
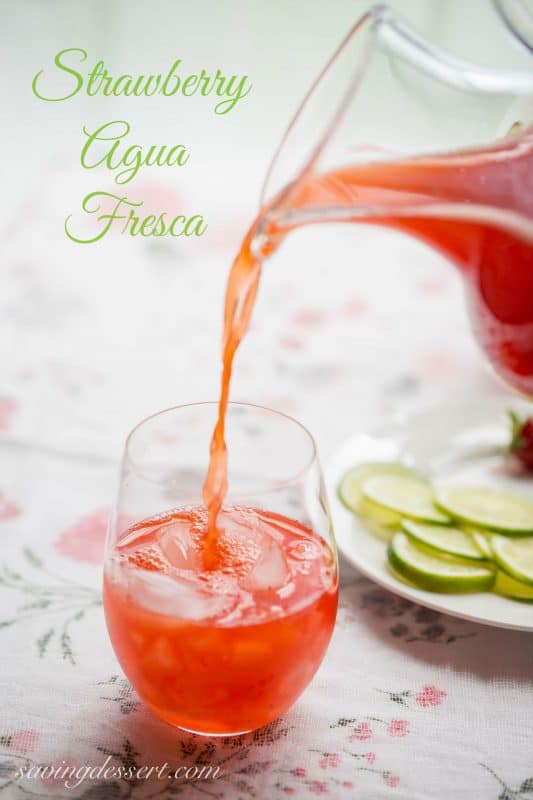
[103,402,338,736]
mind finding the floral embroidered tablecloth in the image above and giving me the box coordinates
[1,165,532,800]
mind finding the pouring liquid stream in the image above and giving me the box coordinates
[202,128,533,554]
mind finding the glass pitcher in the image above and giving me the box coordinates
[252,2,533,398]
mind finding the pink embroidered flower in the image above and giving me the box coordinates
[415,685,447,708]
[18,368,35,382]
[349,722,372,741]
[0,398,16,432]
[292,767,306,778]
[284,789,296,796]
[365,752,376,765]
[344,296,368,318]
[385,775,400,788]
[417,277,450,295]
[41,760,79,791]
[6,729,40,755]
[0,493,21,520]
[309,781,328,795]
[342,781,353,789]
[387,719,409,737]
[54,509,111,565]
[418,350,463,379]
[319,753,340,769]
[291,309,329,328]
[130,180,184,217]
[279,335,305,351]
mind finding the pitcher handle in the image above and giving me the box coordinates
[374,4,533,94]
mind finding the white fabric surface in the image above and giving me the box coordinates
[0,164,532,800]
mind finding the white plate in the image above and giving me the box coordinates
[325,398,533,632]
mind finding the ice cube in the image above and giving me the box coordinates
[215,507,263,576]
[241,535,290,591]
[157,520,203,571]
[127,568,238,620]
[287,539,321,562]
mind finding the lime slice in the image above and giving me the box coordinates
[436,487,533,535]
[362,475,449,525]
[491,536,533,585]
[387,532,495,593]
[401,520,485,561]
[363,517,395,542]
[387,562,419,588]
[358,495,404,528]
[465,529,494,559]
[338,462,422,513]
[493,570,533,601]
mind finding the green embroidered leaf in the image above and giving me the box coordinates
[3,568,22,581]
[195,741,216,762]
[0,620,14,629]
[122,738,140,770]
[179,740,197,757]
[331,717,357,728]
[239,761,271,775]
[520,778,533,792]
[96,745,123,760]
[61,630,75,665]
[97,675,119,687]
[23,548,43,568]
[21,599,50,611]
[0,735,12,746]
[232,779,254,793]
[390,693,408,705]
[37,628,54,657]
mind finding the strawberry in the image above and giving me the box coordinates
[509,411,533,470]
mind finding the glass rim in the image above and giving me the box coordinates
[124,400,319,488]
